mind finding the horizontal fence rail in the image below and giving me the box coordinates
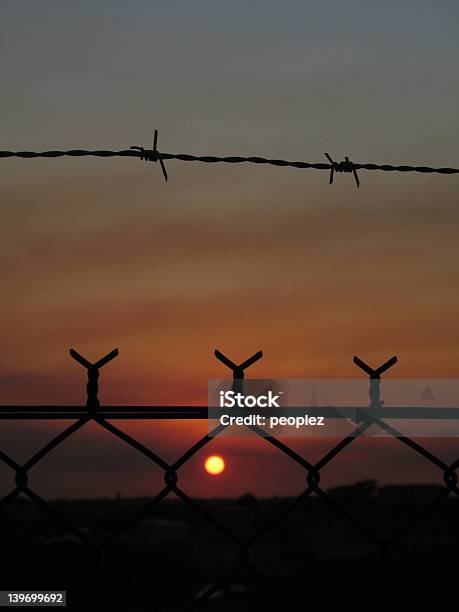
[1,129,459,187]
[1,347,458,611]
[2,406,459,420]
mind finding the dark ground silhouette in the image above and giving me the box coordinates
[2,481,457,610]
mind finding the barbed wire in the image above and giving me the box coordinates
[1,129,458,187]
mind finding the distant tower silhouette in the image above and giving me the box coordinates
[310,384,318,407]
[420,384,435,401]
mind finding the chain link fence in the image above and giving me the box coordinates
[0,348,457,610]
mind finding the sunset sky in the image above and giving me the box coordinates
[1,1,458,498]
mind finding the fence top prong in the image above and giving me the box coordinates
[69,349,92,369]
[214,349,237,370]
[375,355,397,376]
[353,356,375,376]
[94,348,119,369]
[69,348,119,370]
[214,349,263,374]
[353,355,398,378]
[239,350,263,370]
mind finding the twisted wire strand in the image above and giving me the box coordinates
[0,148,458,174]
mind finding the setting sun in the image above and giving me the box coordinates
[204,455,225,475]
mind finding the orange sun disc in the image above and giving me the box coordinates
[204,455,225,475]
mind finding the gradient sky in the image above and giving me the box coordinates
[1,1,459,498]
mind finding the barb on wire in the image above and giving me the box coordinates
[324,153,360,187]
[1,130,459,188]
[130,129,168,182]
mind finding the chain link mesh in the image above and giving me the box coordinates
[0,349,457,610]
